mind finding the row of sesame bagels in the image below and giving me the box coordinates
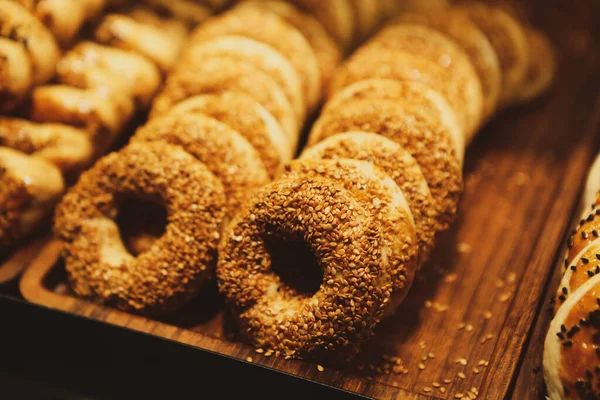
[1,1,202,251]
[53,1,351,315]
[217,1,556,362]
[544,154,600,399]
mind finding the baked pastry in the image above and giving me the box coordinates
[15,0,106,46]
[454,2,530,107]
[54,143,226,316]
[300,132,438,264]
[394,10,502,121]
[235,1,342,91]
[151,55,299,146]
[189,6,321,111]
[0,0,60,112]
[0,147,64,251]
[545,192,600,399]
[182,35,305,122]
[282,159,418,313]
[132,112,270,216]
[517,27,557,103]
[0,118,93,175]
[218,176,391,361]
[167,92,292,178]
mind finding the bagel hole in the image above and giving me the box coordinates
[265,237,323,296]
[116,196,167,257]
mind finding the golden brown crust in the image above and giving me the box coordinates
[309,99,463,232]
[132,112,270,216]
[300,132,438,264]
[54,143,226,316]
[282,159,418,312]
[182,35,305,122]
[150,55,298,144]
[394,10,502,120]
[0,118,94,174]
[455,2,530,106]
[0,165,32,250]
[517,27,556,103]
[167,92,292,179]
[366,24,484,138]
[0,38,32,113]
[235,1,342,93]
[217,176,391,362]
[189,6,320,110]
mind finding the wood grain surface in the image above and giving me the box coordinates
[14,0,600,398]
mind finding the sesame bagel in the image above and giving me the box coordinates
[283,0,355,51]
[517,27,557,103]
[395,10,502,121]
[150,55,298,144]
[0,38,32,113]
[167,92,292,178]
[323,79,465,163]
[30,85,134,147]
[182,35,305,122]
[217,176,391,361]
[309,99,463,232]
[0,148,65,250]
[368,24,484,139]
[282,159,418,313]
[94,9,188,72]
[56,42,161,108]
[455,2,530,107]
[0,118,94,175]
[0,0,60,85]
[132,113,270,216]
[54,143,226,316]
[300,132,438,263]
[544,271,600,400]
[348,0,380,41]
[235,1,342,91]
[190,6,321,111]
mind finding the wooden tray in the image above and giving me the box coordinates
[17,1,600,398]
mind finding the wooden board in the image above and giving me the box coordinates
[16,0,600,398]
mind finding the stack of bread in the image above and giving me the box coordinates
[53,1,361,315]
[217,1,556,362]
[0,0,216,252]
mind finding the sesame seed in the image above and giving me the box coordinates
[317,365,324,372]
[246,357,253,363]
[483,311,492,320]
[419,363,426,370]
[423,387,433,393]
[458,372,466,379]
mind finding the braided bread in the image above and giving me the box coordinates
[1,1,201,250]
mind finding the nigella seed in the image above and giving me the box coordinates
[583,232,590,240]
[589,214,596,222]
[563,287,569,294]
[557,332,565,340]
[564,340,573,347]
[596,265,600,274]
[566,259,570,267]
[583,258,590,264]
[588,270,595,277]
[596,208,600,215]
[559,295,567,301]
[571,266,577,271]
[594,230,600,238]
[562,324,568,332]
[582,318,590,326]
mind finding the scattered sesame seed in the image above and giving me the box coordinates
[483,311,493,320]
[433,382,441,388]
[419,363,426,370]
[444,379,452,384]
[473,368,480,374]
[440,387,446,394]
[466,324,473,332]
[255,348,264,354]
[455,393,465,398]
[458,372,466,379]
[423,387,433,393]
[456,358,468,365]
[317,365,324,372]
[246,357,253,363]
